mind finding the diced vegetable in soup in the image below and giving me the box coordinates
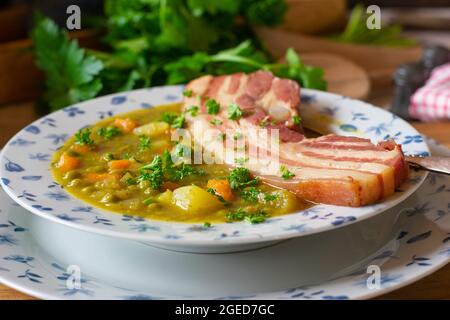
[51,103,311,223]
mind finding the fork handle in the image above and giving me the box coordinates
[406,156,450,176]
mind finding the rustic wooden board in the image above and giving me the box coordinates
[255,27,423,87]
[300,52,371,99]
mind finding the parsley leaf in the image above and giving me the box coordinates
[160,112,178,124]
[97,127,121,140]
[210,118,223,126]
[240,187,260,202]
[226,208,269,224]
[245,210,269,224]
[171,114,185,129]
[182,89,193,97]
[75,128,94,145]
[186,105,199,116]
[280,165,295,180]
[139,135,151,150]
[293,115,301,126]
[31,16,103,111]
[227,103,243,120]
[206,99,221,114]
[228,167,259,190]
[226,208,247,221]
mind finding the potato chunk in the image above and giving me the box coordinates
[172,186,222,215]
[133,121,169,137]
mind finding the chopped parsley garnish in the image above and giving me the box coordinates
[293,115,301,126]
[280,165,295,180]
[97,126,121,140]
[227,167,259,190]
[182,89,193,97]
[186,105,199,116]
[139,135,151,150]
[139,155,164,189]
[264,193,280,202]
[161,111,187,128]
[240,187,260,202]
[245,210,269,224]
[139,150,203,189]
[203,222,211,229]
[240,187,280,203]
[171,114,185,129]
[226,208,247,221]
[160,112,178,124]
[206,99,220,114]
[75,128,94,145]
[226,208,269,224]
[210,118,223,126]
[227,103,243,120]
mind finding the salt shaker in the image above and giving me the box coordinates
[390,62,427,120]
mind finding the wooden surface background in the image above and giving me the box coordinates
[0,94,449,299]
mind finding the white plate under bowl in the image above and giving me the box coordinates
[0,87,429,252]
[0,138,448,299]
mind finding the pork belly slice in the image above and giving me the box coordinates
[182,71,409,207]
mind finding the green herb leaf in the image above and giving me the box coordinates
[160,112,179,124]
[228,167,259,190]
[280,165,295,180]
[31,16,103,111]
[244,210,268,224]
[171,114,185,129]
[227,103,243,120]
[139,135,151,150]
[75,128,94,146]
[183,89,193,97]
[206,99,220,114]
[203,222,212,229]
[210,118,223,126]
[186,105,199,116]
[97,127,121,140]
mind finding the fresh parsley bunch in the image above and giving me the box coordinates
[31,0,327,111]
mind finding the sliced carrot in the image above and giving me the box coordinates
[108,159,132,170]
[71,144,91,154]
[84,172,110,183]
[162,181,180,191]
[57,153,80,172]
[207,179,234,201]
[114,118,137,133]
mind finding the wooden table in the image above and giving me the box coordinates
[0,100,449,300]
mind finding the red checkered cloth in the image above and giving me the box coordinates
[409,62,450,121]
